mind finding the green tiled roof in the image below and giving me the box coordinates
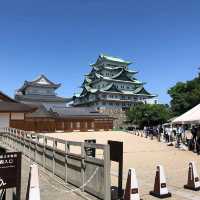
[100,83,121,92]
[100,54,132,64]
[85,85,98,93]
[75,54,154,100]
[85,77,92,83]
[133,86,155,96]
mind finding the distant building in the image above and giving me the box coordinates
[15,74,71,110]
[0,91,36,131]
[13,75,113,132]
[73,54,157,110]
[10,105,113,132]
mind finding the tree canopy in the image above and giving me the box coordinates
[126,103,171,128]
[168,73,200,116]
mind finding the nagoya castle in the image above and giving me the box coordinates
[73,54,157,127]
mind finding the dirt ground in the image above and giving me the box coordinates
[43,131,200,200]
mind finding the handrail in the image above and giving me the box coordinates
[1,127,111,200]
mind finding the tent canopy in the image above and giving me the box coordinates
[173,104,200,124]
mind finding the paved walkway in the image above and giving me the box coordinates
[21,157,97,200]
[0,143,98,200]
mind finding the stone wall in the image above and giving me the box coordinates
[100,109,127,128]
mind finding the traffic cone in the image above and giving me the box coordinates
[26,164,40,200]
[124,168,141,200]
[184,161,200,191]
[150,165,171,198]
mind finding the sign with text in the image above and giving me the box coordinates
[0,152,21,190]
[108,140,123,199]
[108,140,123,162]
[84,139,96,157]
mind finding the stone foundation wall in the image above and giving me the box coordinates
[100,109,127,128]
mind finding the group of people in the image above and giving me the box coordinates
[143,124,200,154]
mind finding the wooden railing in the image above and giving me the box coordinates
[0,128,111,200]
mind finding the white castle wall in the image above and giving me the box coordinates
[25,87,55,95]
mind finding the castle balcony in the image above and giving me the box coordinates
[99,96,137,102]
[99,97,136,103]
[73,98,97,105]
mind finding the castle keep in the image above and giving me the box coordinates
[73,54,156,110]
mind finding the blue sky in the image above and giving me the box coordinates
[0,0,200,104]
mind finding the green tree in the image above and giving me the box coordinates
[126,103,171,128]
[168,73,200,116]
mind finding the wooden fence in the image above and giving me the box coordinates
[10,118,113,133]
[0,128,111,200]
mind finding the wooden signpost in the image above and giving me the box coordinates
[108,140,123,199]
[0,152,22,200]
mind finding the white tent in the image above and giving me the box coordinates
[173,104,200,124]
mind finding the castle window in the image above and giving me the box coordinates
[32,89,38,93]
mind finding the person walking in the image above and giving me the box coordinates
[196,126,200,155]
[149,126,154,140]
[176,125,184,148]
[191,125,197,152]
[158,125,163,142]
[167,126,174,146]
[143,126,147,138]
[185,127,193,150]
[165,126,170,143]
[164,126,169,143]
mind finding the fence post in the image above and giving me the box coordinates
[35,136,38,162]
[43,136,46,168]
[29,137,31,164]
[65,141,69,183]
[52,139,56,175]
[23,134,26,155]
[81,142,85,192]
[104,145,111,200]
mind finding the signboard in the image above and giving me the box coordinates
[84,139,96,157]
[108,140,123,162]
[0,152,21,199]
[108,140,123,199]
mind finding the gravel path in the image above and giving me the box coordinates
[44,131,200,200]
